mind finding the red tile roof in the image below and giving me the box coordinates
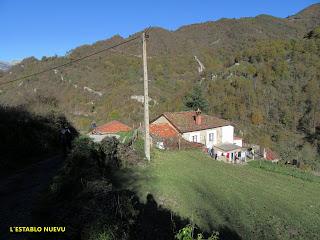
[152,111,231,133]
[150,123,178,138]
[94,120,131,134]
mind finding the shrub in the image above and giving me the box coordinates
[36,136,138,239]
[100,137,120,169]
[175,225,219,240]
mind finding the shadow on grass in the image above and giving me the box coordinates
[113,167,243,240]
[130,193,189,240]
[130,193,242,240]
[32,144,242,239]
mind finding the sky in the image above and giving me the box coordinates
[0,0,318,62]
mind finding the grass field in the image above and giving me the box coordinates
[248,160,320,183]
[117,150,320,240]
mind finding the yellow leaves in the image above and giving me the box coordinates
[251,110,264,125]
[258,134,273,148]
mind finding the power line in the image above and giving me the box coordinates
[0,29,150,87]
[0,36,139,86]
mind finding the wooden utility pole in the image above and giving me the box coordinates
[142,32,150,161]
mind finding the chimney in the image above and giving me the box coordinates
[195,108,202,125]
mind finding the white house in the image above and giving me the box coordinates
[150,109,245,163]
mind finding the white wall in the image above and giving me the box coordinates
[88,134,120,143]
[183,125,234,147]
[221,125,234,143]
[206,129,216,148]
[182,131,201,143]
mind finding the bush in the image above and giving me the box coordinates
[87,228,113,240]
[48,136,104,198]
[100,137,120,169]
[35,136,139,240]
[175,225,219,240]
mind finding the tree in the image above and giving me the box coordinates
[183,85,209,112]
[251,110,264,125]
[305,26,320,39]
[299,142,318,169]
[299,78,320,134]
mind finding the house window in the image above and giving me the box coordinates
[192,135,198,142]
[209,133,214,141]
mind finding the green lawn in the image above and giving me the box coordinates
[117,150,320,240]
[248,160,320,183]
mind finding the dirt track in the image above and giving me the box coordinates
[0,156,63,240]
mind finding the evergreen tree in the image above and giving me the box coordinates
[183,84,209,112]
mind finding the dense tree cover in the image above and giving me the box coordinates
[201,34,320,169]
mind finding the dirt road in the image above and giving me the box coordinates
[0,156,63,239]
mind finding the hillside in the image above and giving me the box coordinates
[0,4,319,168]
[115,149,320,240]
[0,60,20,71]
[0,61,11,71]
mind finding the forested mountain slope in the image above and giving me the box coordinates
[0,4,319,168]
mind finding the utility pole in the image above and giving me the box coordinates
[142,31,150,161]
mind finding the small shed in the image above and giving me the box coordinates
[213,143,246,163]
[89,120,132,143]
[93,120,132,134]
